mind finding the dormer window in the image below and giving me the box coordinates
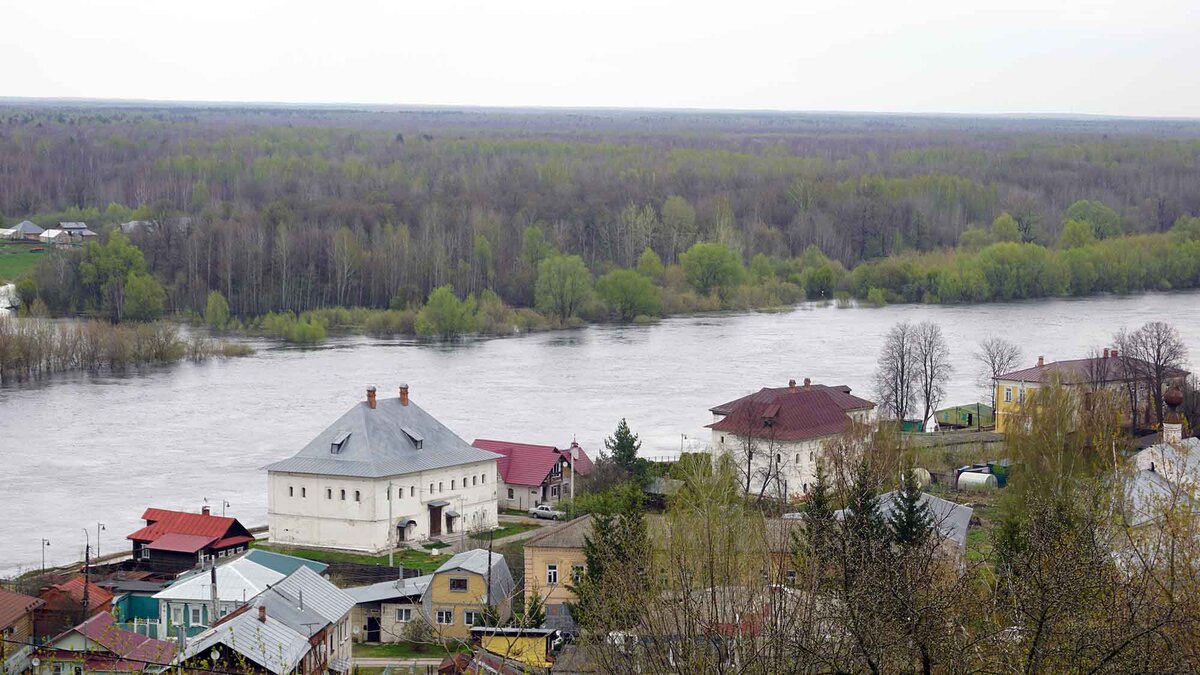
[401,426,424,449]
[330,431,351,454]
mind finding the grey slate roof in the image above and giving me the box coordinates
[345,575,432,604]
[263,395,501,478]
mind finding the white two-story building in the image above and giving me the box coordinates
[265,384,501,552]
[708,378,876,501]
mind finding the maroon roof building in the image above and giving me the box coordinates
[126,507,254,573]
[708,379,876,500]
[36,611,176,673]
[472,439,593,510]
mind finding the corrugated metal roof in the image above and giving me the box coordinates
[708,384,875,442]
[345,575,433,604]
[12,220,43,234]
[127,508,251,545]
[155,557,285,603]
[835,492,973,549]
[64,612,177,663]
[183,610,311,674]
[145,532,217,553]
[431,550,515,608]
[263,396,501,479]
[242,549,328,576]
[270,566,355,625]
[472,439,594,487]
[0,587,44,629]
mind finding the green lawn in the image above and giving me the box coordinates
[484,521,542,540]
[0,241,46,283]
[353,641,469,658]
[251,542,451,572]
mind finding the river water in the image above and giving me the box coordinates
[3,292,1199,574]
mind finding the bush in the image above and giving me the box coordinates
[255,311,327,344]
[595,269,662,320]
[415,285,476,338]
[866,287,887,307]
[205,291,230,331]
[363,309,417,336]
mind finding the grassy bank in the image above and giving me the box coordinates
[252,541,452,572]
[0,241,46,283]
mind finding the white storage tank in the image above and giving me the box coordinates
[957,471,998,491]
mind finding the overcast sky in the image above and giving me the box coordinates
[2,0,1197,117]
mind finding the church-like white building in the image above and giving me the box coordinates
[265,384,501,552]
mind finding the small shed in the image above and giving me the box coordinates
[935,403,994,429]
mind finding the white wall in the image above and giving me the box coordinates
[268,459,499,551]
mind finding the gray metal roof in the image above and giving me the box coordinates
[263,396,501,479]
[835,491,973,549]
[12,220,42,235]
[345,575,433,604]
[429,549,515,608]
[270,565,355,625]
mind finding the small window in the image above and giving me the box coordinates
[451,479,455,490]
[473,476,477,486]
[450,577,468,592]
[220,606,229,616]
[547,564,559,585]
[794,453,800,464]
[340,489,346,500]
[551,485,559,498]
[775,453,781,465]
[809,452,814,462]
[326,488,332,499]
[803,483,809,493]
[1004,388,1013,403]
[463,475,468,487]
[288,486,294,497]
[439,482,443,493]
[354,490,361,502]
[190,607,202,625]
[301,487,306,498]
[507,488,514,499]
[73,668,82,675]
[52,665,62,675]
[172,606,183,625]
[481,473,486,483]
[1019,389,1026,404]
[720,435,725,443]
[410,486,415,497]
[573,564,585,584]
[436,610,453,625]
[395,608,412,622]
[429,483,434,495]
[464,610,479,626]
[786,569,797,585]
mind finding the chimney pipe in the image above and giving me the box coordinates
[1037,356,1044,368]
[1103,348,1110,359]
[202,505,211,516]
[803,378,812,390]
[788,379,797,392]
[258,606,266,623]
[367,386,377,410]
[399,383,409,406]
[1111,348,1119,358]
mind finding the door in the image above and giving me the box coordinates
[366,617,380,643]
[397,523,406,542]
[430,506,443,536]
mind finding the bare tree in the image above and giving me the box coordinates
[1117,321,1188,428]
[874,321,917,423]
[975,337,1022,411]
[913,321,952,427]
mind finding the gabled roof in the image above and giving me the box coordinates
[156,558,285,603]
[345,575,433,604]
[433,550,514,606]
[996,356,1188,384]
[0,587,44,629]
[833,491,973,549]
[1133,437,1200,487]
[708,383,874,442]
[241,549,329,576]
[523,514,594,549]
[270,566,355,624]
[264,393,502,478]
[59,221,88,229]
[52,612,176,664]
[11,220,43,235]
[146,532,217,553]
[472,439,593,487]
[127,507,253,549]
[41,577,114,611]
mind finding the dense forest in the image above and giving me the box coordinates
[3,103,1200,325]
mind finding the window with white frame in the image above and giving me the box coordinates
[573,564,585,584]
[190,607,202,625]
[464,610,479,626]
[547,564,559,584]
[507,488,514,499]
[473,476,477,486]
[481,473,486,483]
[449,578,469,592]
[1019,389,1026,404]
[171,606,183,625]
[1005,388,1013,403]
[326,488,332,499]
[436,610,453,625]
[395,607,412,622]
[551,485,559,498]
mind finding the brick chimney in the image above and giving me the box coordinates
[1037,356,1044,367]
[367,386,377,409]
[803,378,812,390]
[201,505,210,516]
[399,383,410,406]
[258,606,266,623]
[788,379,797,392]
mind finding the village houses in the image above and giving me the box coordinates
[31,612,176,675]
[265,384,502,552]
[708,378,877,499]
[0,587,44,675]
[126,507,255,574]
[471,439,594,511]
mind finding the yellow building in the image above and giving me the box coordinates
[523,515,592,631]
[994,352,1188,434]
[424,549,514,641]
[472,626,558,668]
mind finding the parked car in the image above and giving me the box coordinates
[528,504,565,520]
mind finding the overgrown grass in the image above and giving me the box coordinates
[252,541,452,572]
[0,242,46,282]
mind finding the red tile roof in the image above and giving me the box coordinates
[56,612,177,663]
[471,439,593,487]
[41,577,114,612]
[127,508,252,549]
[0,587,44,629]
[996,356,1189,385]
[708,383,875,442]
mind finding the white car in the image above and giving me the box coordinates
[528,504,565,520]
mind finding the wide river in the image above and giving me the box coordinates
[3,292,1199,574]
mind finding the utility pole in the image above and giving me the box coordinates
[40,538,50,576]
[82,529,91,627]
[387,481,394,567]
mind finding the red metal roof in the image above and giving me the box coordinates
[708,383,875,442]
[145,533,218,553]
[41,577,114,612]
[0,586,44,629]
[471,439,593,487]
[127,508,252,548]
[55,612,177,663]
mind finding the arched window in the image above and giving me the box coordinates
[354,490,361,502]
[340,489,346,500]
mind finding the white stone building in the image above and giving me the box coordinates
[265,384,502,552]
[708,378,876,500]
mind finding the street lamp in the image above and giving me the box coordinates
[222,500,231,517]
[40,538,50,575]
[96,523,106,560]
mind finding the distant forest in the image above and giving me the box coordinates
[3,104,1200,318]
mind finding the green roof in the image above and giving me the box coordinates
[244,548,329,576]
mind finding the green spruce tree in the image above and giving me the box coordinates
[605,418,642,475]
[889,467,934,548]
[801,463,836,561]
[845,461,888,547]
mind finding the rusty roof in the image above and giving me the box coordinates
[708,383,874,442]
[996,356,1189,385]
[0,587,44,629]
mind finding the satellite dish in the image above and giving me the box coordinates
[210,648,221,662]
[30,658,40,668]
